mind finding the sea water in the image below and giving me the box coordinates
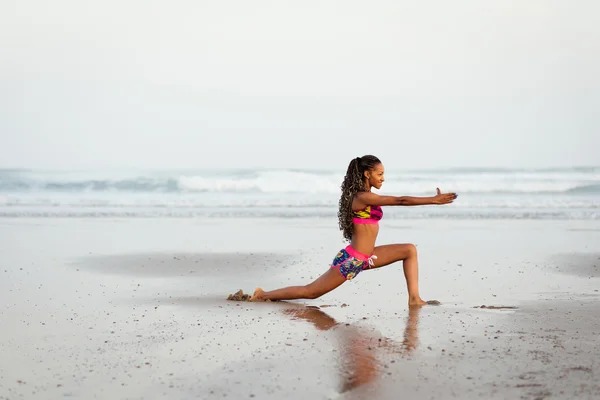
[0,167,598,220]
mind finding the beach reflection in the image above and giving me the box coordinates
[282,306,422,393]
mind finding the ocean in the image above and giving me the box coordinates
[0,167,598,220]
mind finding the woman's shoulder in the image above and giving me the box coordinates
[353,191,374,208]
[354,191,377,202]
[355,191,398,207]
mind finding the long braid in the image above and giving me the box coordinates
[337,155,381,241]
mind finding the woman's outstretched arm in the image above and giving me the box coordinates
[356,188,457,207]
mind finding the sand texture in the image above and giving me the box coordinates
[1,218,599,399]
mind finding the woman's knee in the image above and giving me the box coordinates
[405,243,418,257]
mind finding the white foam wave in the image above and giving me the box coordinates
[3,193,599,209]
[1,208,598,220]
[1,168,599,194]
[177,171,341,193]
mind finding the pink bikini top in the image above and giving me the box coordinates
[352,205,383,224]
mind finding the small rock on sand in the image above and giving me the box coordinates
[227,290,252,301]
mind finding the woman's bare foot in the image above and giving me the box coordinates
[250,288,265,302]
[409,296,441,307]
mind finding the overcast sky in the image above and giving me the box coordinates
[1,0,599,171]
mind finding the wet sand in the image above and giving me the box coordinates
[0,218,599,399]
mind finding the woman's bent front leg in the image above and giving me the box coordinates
[370,243,439,307]
[252,268,346,301]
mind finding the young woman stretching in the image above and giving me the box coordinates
[251,155,458,307]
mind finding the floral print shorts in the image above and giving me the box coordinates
[330,245,377,281]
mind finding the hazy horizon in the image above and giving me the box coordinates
[0,164,599,173]
[2,1,599,171]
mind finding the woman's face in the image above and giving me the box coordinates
[365,163,385,190]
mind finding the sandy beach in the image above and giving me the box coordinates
[1,217,599,399]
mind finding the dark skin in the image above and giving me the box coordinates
[251,162,458,307]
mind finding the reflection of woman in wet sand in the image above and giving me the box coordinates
[252,155,457,307]
[283,306,422,393]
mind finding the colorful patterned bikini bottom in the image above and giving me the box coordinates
[330,245,377,281]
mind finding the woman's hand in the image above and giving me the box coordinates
[433,188,457,204]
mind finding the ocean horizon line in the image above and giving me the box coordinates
[0,165,598,174]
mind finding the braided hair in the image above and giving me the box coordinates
[337,155,382,241]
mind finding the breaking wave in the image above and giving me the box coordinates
[1,167,598,195]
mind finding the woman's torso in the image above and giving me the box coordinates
[350,198,382,255]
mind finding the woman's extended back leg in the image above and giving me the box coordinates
[251,268,346,301]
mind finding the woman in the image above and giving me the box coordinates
[251,155,457,307]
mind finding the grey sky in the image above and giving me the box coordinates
[1,0,599,171]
